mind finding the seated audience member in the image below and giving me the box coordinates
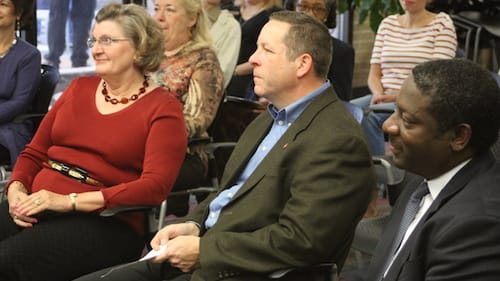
[74,11,375,281]
[0,0,41,168]
[225,0,282,100]
[203,0,241,88]
[287,0,355,101]
[0,4,187,281]
[355,58,500,281]
[150,0,225,216]
[352,0,457,155]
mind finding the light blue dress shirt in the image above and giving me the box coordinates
[204,82,331,229]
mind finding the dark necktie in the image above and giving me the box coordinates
[392,181,430,254]
[381,181,430,278]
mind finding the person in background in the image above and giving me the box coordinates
[0,4,187,281]
[150,0,225,217]
[73,10,375,281]
[0,0,40,168]
[203,0,241,88]
[352,0,456,155]
[287,0,355,101]
[356,58,500,281]
[44,0,96,68]
[225,0,281,100]
[123,0,148,4]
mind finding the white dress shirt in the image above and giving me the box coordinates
[383,159,471,277]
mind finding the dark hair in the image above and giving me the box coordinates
[284,0,337,28]
[412,58,500,153]
[12,0,35,29]
[269,10,333,79]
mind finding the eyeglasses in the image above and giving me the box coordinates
[296,3,327,15]
[87,37,130,48]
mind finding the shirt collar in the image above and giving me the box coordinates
[267,81,330,124]
[426,158,472,200]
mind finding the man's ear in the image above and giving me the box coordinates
[296,54,313,78]
[450,123,472,152]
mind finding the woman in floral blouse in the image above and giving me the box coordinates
[151,0,225,216]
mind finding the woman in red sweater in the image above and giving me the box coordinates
[0,4,187,281]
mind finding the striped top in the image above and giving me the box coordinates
[370,12,457,95]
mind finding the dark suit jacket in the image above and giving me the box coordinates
[366,152,500,281]
[186,86,376,281]
[329,37,355,102]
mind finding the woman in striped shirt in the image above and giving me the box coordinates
[354,0,457,155]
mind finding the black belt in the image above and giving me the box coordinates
[48,160,103,186]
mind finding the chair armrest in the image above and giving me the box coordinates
[13,113,46,123]
[188,137,213,146]
[157,187,218,229]
[169,187,217,197]
[0,165,8,202]
[372,156,414,206]
[100,187,218,231]
[0,165,7,181]
[372,156,405,186]
[367,103,395,114]
[100,205,157,217]
[225,96,264,109]
[98,190,218,217]
[204,142,237,155]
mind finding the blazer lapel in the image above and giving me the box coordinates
[369,177,423,281]
[225,89,337,202]
[384,152,496,280]
[218,112,273,189]
[425,152,495,217]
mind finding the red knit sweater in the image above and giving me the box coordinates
[10,76,187,234]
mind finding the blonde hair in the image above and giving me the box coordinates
[178,0,212,53]
[94,3,165,73]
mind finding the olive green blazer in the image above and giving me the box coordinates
[186,87,376,281]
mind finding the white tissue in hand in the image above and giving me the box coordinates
[140,245,166,261]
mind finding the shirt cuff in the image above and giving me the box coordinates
[185,220,201,230]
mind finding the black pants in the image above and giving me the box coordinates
[0,201,144,281]
[73,260,190,281]
[73,260,335,281]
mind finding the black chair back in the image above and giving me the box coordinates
[35,64,60,115]
[13,64,60,126]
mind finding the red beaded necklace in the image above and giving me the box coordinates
[102,76,149,105]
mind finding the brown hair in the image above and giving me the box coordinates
[94,3,166,73]
[270,11,332,78]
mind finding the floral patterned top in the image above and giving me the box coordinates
[150,42,224,165]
